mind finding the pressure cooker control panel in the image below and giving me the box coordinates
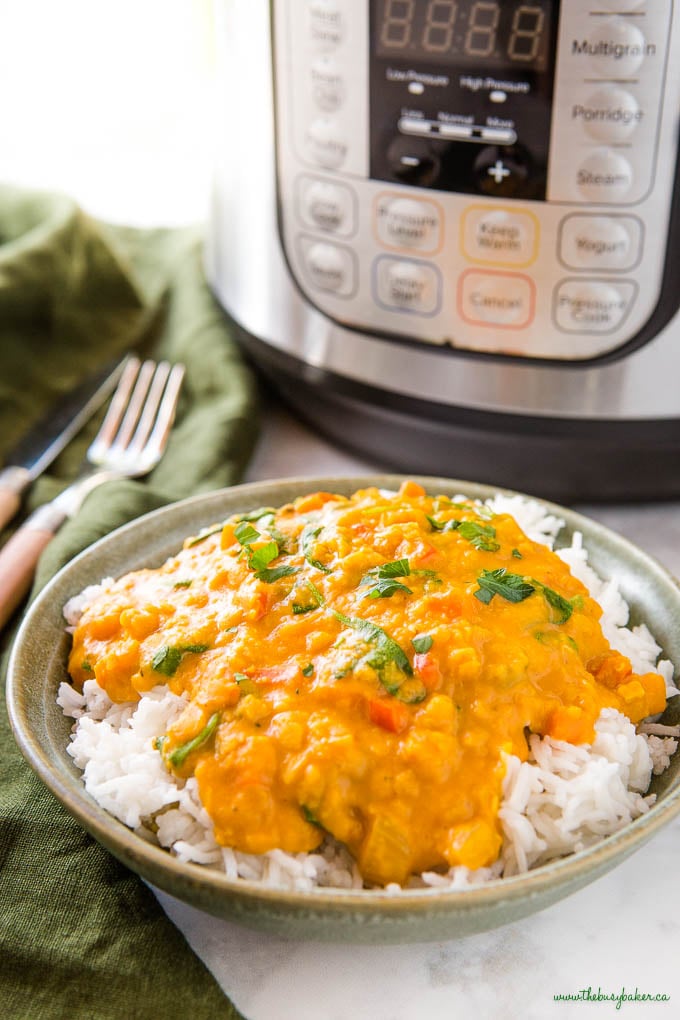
[272,0,679,361]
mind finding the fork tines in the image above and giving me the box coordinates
[88,356,185,471]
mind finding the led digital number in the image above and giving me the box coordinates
[377,0,550,68]
[423,1,458,54]
[465,3,500,59]
[380,0,416,48]
[509,5,546,62]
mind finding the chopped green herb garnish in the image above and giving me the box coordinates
[333,611,411,673]
[333,662,356,679]
[167,713,221,768]
[300,524,331,573]
[237,507,276,522]
[474,570,577,625]
[263,519,291,554]
[234,521,260,546]
[427,516,499,551]
[456,521,500,552]
[235,521,296,583]
[534,630,579,652]
[173,579,193,589]
[411,635,433,654]
[360,558,413,600]
[301,804,323,828]
[81,660,93,672]
[302,663,314,677]
[153,736,167,752]
[236,513,290,553]
[374,558,410,579]
[531,580,576,624]
[474,569,535,606]
[234,672,258,695]
[291,577,325,613]
[256,563,299,583]
[332,611,426,703]
[426,514,459,532]
[512,549,523,559]
[151,646,183,676]
[187,523,224,547]
[363,578,413,599]
[305,579,325,606]
[244,511,290,552]
[151,644,209,677]
[292,602,317,615]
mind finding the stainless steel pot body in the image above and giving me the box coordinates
[207,1,680,499]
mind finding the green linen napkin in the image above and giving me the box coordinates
[0,186,257,1019]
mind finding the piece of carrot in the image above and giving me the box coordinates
[398,480,426,499]
[413,652,443,692]
[545,705,594,745]
[368,697,410,734]
[249,589,271,621]
[295,491,338,513]
[639,671,667,717]
[412,542,439,567]
[588,651,631,689]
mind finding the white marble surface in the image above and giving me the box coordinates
[155,397,680,1020]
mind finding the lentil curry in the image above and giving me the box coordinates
[68,483,666,885]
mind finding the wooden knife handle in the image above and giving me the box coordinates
[0,504,68,630]
[0,466,32,531]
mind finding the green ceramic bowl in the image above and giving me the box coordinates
[7,475,680,943]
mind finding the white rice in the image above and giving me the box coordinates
[57,494,679,891]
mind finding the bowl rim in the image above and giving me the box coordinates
[7,473,680,918]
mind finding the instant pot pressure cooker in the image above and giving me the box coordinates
[206,0,680,500]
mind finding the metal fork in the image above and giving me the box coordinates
[0,356,185,629]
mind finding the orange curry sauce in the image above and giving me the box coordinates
[68,483,666,885]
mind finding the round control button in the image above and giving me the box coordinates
[462,207,538,267]
[375,196,442,252]
[306,118,348,169]
[387,136,440,188]
[587,20,648,77]
[459,271,535,328]
[300,180,352,233]
[384,198,438,248]
[303,241,352,293]
[577,149,633,202]
[554,280,635,333]
[311,56,344,112]
[374,259,439,315]
[473,146,531,198]
[309,1,343,50]
[560,215,640,271]
[574,87,642,143]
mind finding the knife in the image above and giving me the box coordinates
[0,359,126,532]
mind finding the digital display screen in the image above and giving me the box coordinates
[374,0,554,73]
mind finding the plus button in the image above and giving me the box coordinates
[474,145,531,195]
[488,160,511,185]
